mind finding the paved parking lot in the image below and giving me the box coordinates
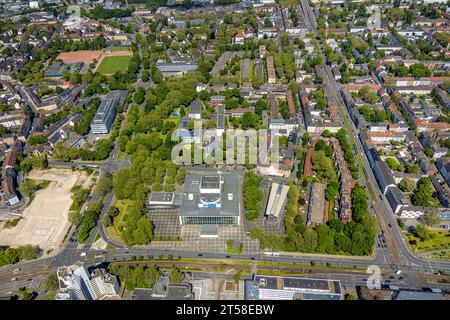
[147,209,181,238]
[148,224,260,254]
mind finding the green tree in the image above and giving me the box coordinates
[255,99,268,115]
[420,212,441,227]
[17,245,39,260]
[168,267,184,284]
[243,172,263,221]
[96,176,112,196]
[414,223,431,241]
[412,177,434,207]
[398,177,416,193]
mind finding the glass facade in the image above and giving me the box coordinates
[180,216,239,225]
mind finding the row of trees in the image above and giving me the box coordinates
[107,263,185,292]
[336,129,358,179]
[89,5,132,19]
[243,171,264,221]
[69,185,91,226]
[76,202,102,243]
[52,37,106,52]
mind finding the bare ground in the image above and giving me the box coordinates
[0,169,92,253]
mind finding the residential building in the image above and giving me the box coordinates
[188,100,203,119]
[373,160,396,194]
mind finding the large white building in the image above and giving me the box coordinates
[56,264,119,300]
[246,275,343,300]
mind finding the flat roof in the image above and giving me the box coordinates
[181,173,240,218]
[201,175,221,190]
[200,225,219,235]
[253,275,342,296]
[92,99,116,124]
[395,291,444,300]
[149,192,175,203]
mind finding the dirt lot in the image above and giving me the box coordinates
[0,169,92,253]
[57,50,103,64]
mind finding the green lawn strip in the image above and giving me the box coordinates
[405,230,450,253]
[428,251,450,260]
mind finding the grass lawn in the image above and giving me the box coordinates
[105,46,130,52]
[227,240,243,254]
[97,56,131,75]
[42,293,55,300]
[405,229,450,253]
[429,251,450,260]
[106,199,135,242]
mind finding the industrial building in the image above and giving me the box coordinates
[265,182,290,220]
[246,275,343,300]
[180,173,240,225]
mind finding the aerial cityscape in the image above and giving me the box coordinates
[0,0,450,304]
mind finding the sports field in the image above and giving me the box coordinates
[96,55,131,75]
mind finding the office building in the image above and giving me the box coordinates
[90,99,117,134]
[180,173,240,225]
